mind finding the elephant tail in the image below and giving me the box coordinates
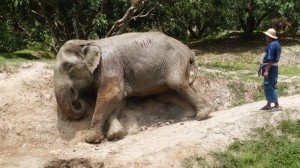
[189,55,195,64]
[189,63,198,86]
[188,51,197,86]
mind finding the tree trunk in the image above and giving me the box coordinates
[106,0,159,37]
[187,21,197,39]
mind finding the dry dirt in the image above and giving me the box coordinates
[0,62,300,168]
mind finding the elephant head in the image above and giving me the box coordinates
[54,40,101,120]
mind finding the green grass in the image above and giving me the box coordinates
[197,52,300,105]
[277,118,300,138]
[0,56,28,62]
[280,66,300,76]
[227,81,247,107]
[197,60,298,106]
[198,62,257,71]
[197,62,260,82]
[13,48,54,59]
[277,82,289,97]
[182,154,209,168]
[197,57,300,80]
[228,73,262,83]
[253,86,265,101]
[0,49,55,73]
[182,117,300,168]
[0,47,55,62]
[284,44,300,50]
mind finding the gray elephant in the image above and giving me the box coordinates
[54,32,211,143]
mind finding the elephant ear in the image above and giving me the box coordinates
[81,44,101,74]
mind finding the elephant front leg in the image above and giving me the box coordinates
[85,80,123,143]
[106,100,126,140]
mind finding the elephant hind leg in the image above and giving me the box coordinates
[169,84,211,120]
[154,91,196,120]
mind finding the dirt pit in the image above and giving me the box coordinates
[44,158,104,168]
[0,62,300,168]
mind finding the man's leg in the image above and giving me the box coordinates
[275,102,280,108]
[263,76,282,110]
[270,77,280,108]
[261,78,273,110]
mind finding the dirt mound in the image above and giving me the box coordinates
[0,62,300,168]
[45,158,104,168]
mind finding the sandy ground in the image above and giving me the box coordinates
[0,62,299,168]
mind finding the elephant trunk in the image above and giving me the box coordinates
[56,94,87,120]
[71,99,87,119]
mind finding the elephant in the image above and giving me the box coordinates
[54,32,211,143]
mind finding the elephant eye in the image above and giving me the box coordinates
[61,62,73,72]
[70,86,76,96]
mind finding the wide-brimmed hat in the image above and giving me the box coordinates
[263,28,277,39]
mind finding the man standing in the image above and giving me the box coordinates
[260,28,282,111]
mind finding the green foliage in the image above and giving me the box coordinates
[253,86,265,101]
[0,47,54,61]
[0,18,29,52]
[0,0,299,57]
[13,48,54,59]
[198,62,247,71]
[0,55,27,62]
[277,82,289,96]
[183,118,300,168]
[226,0,300,38]
[227,81,247,107]
[280,66,300,76]
[277,0,300,33]
[277,118,300,138]
[1,0,116,52]
[150,0,232,40]
[182,154,208,168]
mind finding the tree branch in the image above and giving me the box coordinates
[106,0,147,37]
[30,10,47,19]
[132,1,159,20]
[256,12,269,28]
[17,23,57,52]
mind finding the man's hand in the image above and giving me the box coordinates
[264,61,272,79]
[263,71,269,79]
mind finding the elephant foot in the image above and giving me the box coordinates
[85,128,104,144]
[196,107,211,120]
[107,119,126,140]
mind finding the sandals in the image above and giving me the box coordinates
[260,105,272,110]
[272,106,283,112]
[260,105,283,111]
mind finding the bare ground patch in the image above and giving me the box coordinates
[0,62,300,168]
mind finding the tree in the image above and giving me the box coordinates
[229,0,283,38]
[1,0,298,54]
[3,0,161,52]
[0,0,32,52]
[3,0,108,52]
[131,0,232,40]
[107,0,159,37]
[277,0,300,33]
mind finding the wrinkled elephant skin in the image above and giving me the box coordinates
[54,32,211,143]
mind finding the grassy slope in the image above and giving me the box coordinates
[191,33,300,106]
[183,111,300,168]
[183,33,300,167]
